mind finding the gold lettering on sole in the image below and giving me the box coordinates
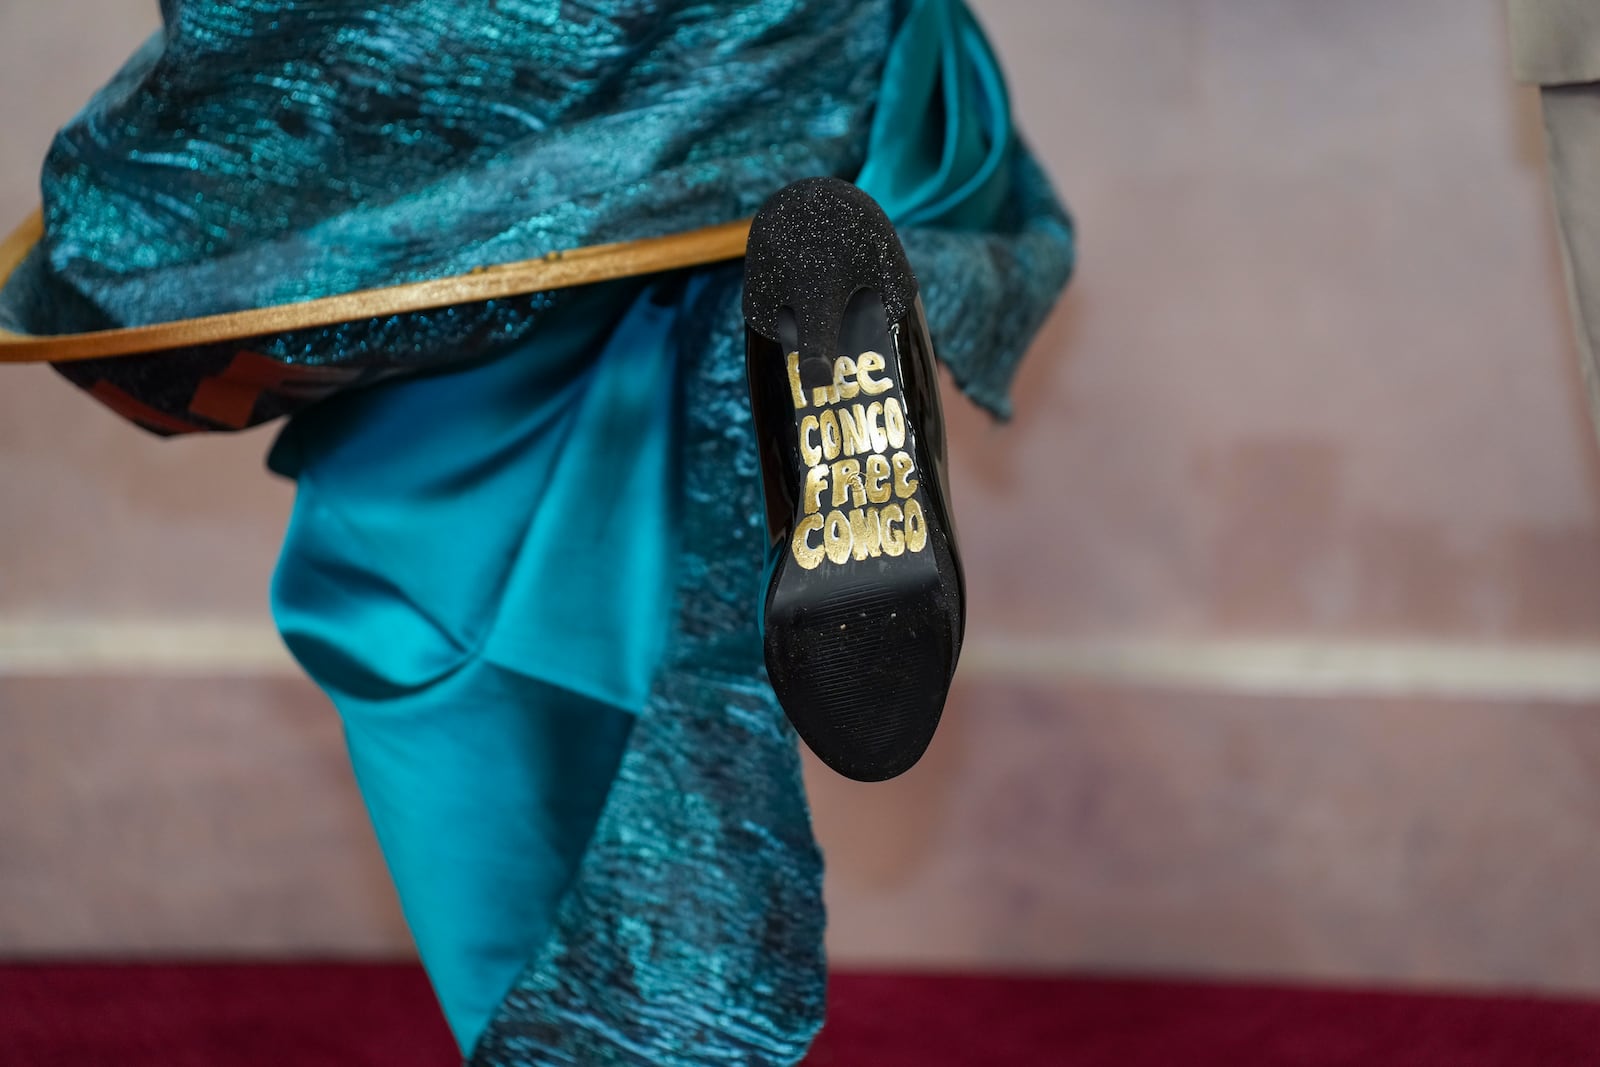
[866,401,888,453]
[857,351,891,395]
[833,355,859,401]
[884,396,906,449]
[824,511,852,565]
[787,351,806,410]
[848,507,883,560]
[799,415,821,467]
[905,498,927,553]
[892,451,918,498]
[881,503,905,556]
[793,515,825,570]
[804,464,829,515]
[865,453,891,504]
[839,403,871,456]
[819,409,842,461]
[830,458,865,508]
[787,350,934,568]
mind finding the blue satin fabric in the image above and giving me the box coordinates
[861,0,1014,229]
[5,0,1074,1062]
[268,278,676,1049]
[275,3,1069,1057]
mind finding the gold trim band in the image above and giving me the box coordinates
[0,209,751,364]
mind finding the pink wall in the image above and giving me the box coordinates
[5,0,1600,992]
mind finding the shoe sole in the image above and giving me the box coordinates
[745,178,961,782]
[760,293,957,781]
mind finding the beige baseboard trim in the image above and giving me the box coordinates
[2,619,1600,703]
[963,637,1600,703]
[0,620,298,677]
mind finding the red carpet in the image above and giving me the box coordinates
[3,964,1599,1066]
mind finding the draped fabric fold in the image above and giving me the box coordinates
[1,0,1074,1063]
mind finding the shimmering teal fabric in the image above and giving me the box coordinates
[268,277,676,1050]
[469,6,1072,1064]
[0,0,1074,1063]
[1,0,898,427]
[19,0,890,328]
[0,0,1066,426]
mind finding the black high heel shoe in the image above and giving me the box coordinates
[743,177,965,783]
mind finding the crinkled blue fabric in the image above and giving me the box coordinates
[0,0,1067,419]
[1,0,1074,1063]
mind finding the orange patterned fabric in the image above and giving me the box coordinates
[188,351,366,428]
[88,381,206,435]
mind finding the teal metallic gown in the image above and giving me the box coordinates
[0,0,1073,1061]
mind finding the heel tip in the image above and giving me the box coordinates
[743,177,917,345]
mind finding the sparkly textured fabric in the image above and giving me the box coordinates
[469,164,1070,1067]
[4,0,899,426]
[1,0,1074,1063]
[3,0,980,427]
